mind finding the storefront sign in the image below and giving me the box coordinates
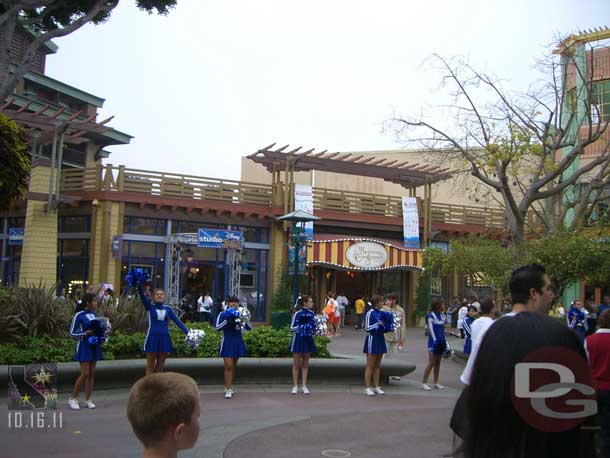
[345,241,388,269]
[197,229,243,249]
[111,235,122,260]
[402,197,420,249]
[8,228,24,246]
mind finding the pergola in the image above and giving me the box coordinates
[247,143,453,245]
[1,99,114,210]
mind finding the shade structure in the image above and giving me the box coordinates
[276,210,320,222]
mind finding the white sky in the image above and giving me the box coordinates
[45,0,609,180]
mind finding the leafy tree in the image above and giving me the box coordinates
[389,40,610,246]
[0,113,29,210]
[0,1,178,101]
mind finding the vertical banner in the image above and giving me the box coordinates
[402,197,420,249]
[294,184,314,240]
[289,185,314,275]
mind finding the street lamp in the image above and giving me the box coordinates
[277,210,320,306]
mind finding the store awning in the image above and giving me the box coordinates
[307,238,423,272]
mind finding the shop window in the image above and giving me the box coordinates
[123,216,165,235]
[128,241,157,258]
[61,239,88,257]
[59,216,90,233]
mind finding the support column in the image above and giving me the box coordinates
[89,200,124,291]
[267,221,286,322]
[19,161,58,287]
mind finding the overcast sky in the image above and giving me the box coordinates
[45,0,608,180]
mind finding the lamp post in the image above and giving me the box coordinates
[277,210,320,307]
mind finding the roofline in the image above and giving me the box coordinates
[7,93,133,146]
[23,70,105,108]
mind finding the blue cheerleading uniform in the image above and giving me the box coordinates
[139,287,189,353]
[363,309,387,355]
[70,310,103,362]
[290,309,317,354]
[568,306,586,343]
[463,316,474,355]
[427,311,447,355]
[216,308,251,358]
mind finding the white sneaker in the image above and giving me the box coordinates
[374,387,385,395]
[224,389,233,399]
[291,386,298,395]
[68,398,80,410]
[301,386,310,395]
[85,400,96,409]
[434,384,445,390]
[391,376,401,380]
[421,383,432,391]
[365,387,375,396]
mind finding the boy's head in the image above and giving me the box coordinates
[467,305,478,318]
[127,372,200,452]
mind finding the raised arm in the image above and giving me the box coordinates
[137,285,152,311]
[167,307,189,334]
[69,312,87,338]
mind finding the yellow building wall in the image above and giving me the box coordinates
[19,164,57,287]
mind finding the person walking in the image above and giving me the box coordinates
[457,300,468,339]
[382,294,406,380]
[324,292,339,336]
[568,299,587,343]
[197,291,213,323]
[354,294,366,330]
[585,309,610,458]
[336,292,348,329]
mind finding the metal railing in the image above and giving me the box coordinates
[61,165,506,229]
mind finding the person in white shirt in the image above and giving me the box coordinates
[470,296,481,313]
[470,298,496,346]
[336,293,348,328]
[457,301,468,338]
[197,291,213,323]
[450,263,556,439]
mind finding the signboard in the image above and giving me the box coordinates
[197,229,243,249]
[8,228,24,246]
[402,197,420,249]
[294,184,314,240]
[111,235,122,260]
[345,241,388,269]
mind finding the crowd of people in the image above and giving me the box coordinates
[63,267,609,458]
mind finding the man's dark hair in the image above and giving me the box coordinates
[508,263,547,305]
[480,297,495,315]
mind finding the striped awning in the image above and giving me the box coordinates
[306,238,422,271]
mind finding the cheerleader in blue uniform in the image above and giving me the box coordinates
[568,299,587,343]
[138,285,189,376]
[462,306,478,356]
[363,295,388,396]
[216,296,251,399]
[290,295,317,395]
[422,297,447,391]
[68,293,102,410]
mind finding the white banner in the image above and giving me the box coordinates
[294,184,314,240]
[402,197,420,249]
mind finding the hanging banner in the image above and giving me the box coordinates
[402,197,420,249]
[294,184,314,240]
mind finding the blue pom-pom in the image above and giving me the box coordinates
[126,268,150,287]
[225,308,240,319]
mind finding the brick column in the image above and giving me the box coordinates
[19,161,57,287]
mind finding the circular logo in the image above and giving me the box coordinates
[511,346,597,432]
[345,242,388,269]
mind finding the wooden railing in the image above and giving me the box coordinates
[61,165,505,229]
[61,165,274,206]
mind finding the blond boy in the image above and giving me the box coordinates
[127,372,201,458]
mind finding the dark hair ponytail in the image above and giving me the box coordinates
[296,295,312,310]
[75,293,97,313]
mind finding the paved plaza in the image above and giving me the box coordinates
[1,327,467,458]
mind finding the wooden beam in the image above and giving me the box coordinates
[324,152,340,159]
[313,150,328,157]
[50,107,65,118]
[32,104,50,115]
[347,155,364,162]
[300,148,315,156]
[275,144,290,153]
[1,99,14,110]
[369,158,387,166]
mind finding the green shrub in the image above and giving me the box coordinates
[0,288,25,343]
[0,324,331,364]
[14,283,72,338]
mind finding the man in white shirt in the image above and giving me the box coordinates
[470,296,481,313]
[336,293,348,328]
[457,302,468,338]
[470,298,496,346]
[197,291,213,323]
[451,263,555,438]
